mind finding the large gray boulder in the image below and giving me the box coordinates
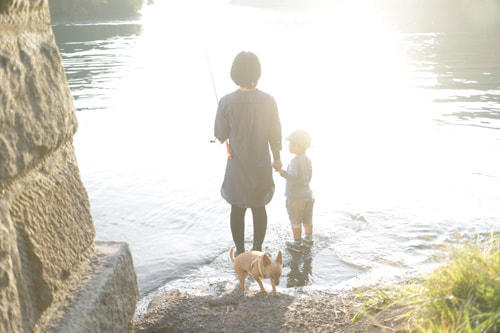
[0,0,139,331]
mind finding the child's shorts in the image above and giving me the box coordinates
[286,197,314,229]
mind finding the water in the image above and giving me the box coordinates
[52,0,500,317]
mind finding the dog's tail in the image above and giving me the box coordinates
[229,246,235,263]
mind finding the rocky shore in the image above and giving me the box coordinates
[1,1,138,331]
[135,287,405,332]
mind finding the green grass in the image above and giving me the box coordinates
[352,233,499,332]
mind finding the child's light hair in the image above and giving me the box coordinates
[286,129,311,149]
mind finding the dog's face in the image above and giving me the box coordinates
[262,251,283,287]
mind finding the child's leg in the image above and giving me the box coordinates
[286,198,304,251]
[292,227,302,241]
[303,199,314,246]
[287,226,303,252]
[287,198,302,239]
[303,226,313,245]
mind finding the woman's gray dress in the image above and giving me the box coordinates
[214,89,282,208]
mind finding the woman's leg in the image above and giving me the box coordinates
[251,206,267,251]
[230,205,246,255]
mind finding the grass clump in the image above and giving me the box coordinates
[353,233,499,332]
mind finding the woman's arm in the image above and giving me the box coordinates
[268,97,282,162]
[214,101,228,143]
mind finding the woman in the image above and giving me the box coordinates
[214,51,282,256]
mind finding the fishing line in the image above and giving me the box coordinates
[206,54,218,143]
[207,55,219,106]
[207,55,232,159]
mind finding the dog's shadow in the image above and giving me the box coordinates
[225,276,278,298]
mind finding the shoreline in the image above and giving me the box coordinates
[134,235,499,332]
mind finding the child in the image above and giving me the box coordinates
[278,129,314,252]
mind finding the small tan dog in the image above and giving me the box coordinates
[229,246,283,297]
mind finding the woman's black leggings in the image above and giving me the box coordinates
[230,205,267,251]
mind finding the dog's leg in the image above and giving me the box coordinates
[271,282,280,297]
[238,277,247,292]
[255,277,267,294]
[235,268,248,292]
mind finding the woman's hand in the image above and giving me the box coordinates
[272,160,282,173]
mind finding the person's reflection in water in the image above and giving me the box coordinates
[286,250,313,288]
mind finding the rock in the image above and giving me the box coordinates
[0,1,139,331]
[37,242,139,333]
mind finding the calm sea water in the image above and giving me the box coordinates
[53,0,500,316]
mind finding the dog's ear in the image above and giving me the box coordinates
[262,253,272,266]
[276,250,282,265]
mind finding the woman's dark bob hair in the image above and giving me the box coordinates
[230,51,261,89]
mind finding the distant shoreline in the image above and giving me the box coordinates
[49,0,144,21]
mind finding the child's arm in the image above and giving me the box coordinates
[280,170,298,182]
[279,159,300,183]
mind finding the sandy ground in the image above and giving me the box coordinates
[134,287,406,332]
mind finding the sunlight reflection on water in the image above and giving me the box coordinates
[54,0,500,314]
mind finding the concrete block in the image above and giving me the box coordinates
[37,242,139,333]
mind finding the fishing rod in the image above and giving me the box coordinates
[207,55,232,159]
[208,55,219,144]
